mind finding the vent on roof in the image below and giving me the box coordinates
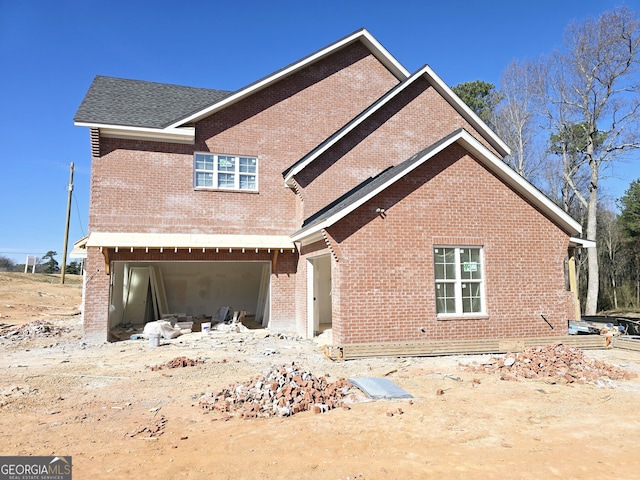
[90,128,100,157]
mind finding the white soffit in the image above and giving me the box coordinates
[86,232,295,250]
[73,123,196,144]
[291,130,581,243]
[168,29,410,128]
[570,237,596,248]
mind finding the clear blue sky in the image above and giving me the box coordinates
[1,0,638,264]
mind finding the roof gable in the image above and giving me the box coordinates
[74,29,408,143]
[291,129,581,244]
[165,29,409,128]
[283,65,510,184]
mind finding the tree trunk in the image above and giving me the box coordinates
[584,166,599,315]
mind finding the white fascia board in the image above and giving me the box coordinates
[422,65,511,158]
[290,133,459,243]
[86,232,295,250]
[291,130,581,243]
[74,122,195,144]
[570,237,596,248]
[167,29,410,129]
[293,230,326,247]
[284,65,432,186]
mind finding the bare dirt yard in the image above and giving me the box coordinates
[2,272,640,479]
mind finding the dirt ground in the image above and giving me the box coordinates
[2,272,640,479]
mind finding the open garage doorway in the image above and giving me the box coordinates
[109,261,270,335]
[307,255,332,339]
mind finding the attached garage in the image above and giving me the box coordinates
[109,260,271,330]
[83,232,297,340]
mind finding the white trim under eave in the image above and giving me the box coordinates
[166,29,410,129]
[570,237,596,248]
[291,130,581,244]
[295,230,326,248]
[74,122,195,144]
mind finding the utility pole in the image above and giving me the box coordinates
[61,162,74,285]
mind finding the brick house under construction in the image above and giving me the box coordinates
[74,29,592,345]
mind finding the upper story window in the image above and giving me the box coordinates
[434,246,485,316]
[194,153,257,191]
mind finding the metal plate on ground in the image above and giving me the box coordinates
[348,377,413,399]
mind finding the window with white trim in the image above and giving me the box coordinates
[194,153,257,191]
[434,247,484,315]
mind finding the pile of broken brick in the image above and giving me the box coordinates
[463,343,635,384]
[200,362,351,418]
[148,356,205,371]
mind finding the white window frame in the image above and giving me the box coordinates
[194,153,258,191]
[433,246,485,316]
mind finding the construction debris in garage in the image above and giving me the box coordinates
[199,363,351,418]
[462,343,636,384]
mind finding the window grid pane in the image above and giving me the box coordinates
[217,173,235,189]
[195,172,213,187]
[218,156,235,172]
[239,174,256,190]
[434,248,456,280]
[239,157,256,173]
[435,283,456,314]
[462,282,482,313]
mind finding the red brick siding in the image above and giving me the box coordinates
[84,42,399,340]
[83,248,111,343]
[295,78,501,220]
[88,42,398,236]
[326,144,574,345]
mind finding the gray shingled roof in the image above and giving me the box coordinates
[297,129,465,233]
[74,75,233,129]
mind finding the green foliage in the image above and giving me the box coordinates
[0,255,15,272]
[41,250,59,274]
[65,261,82,275]
[549,123,606,156]
[618,179,640,241]
[452,80,498,124]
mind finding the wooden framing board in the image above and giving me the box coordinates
[149,266,169,317]
[612,337,640,352]
[325,335,609,361]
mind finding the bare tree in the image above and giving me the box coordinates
[492,60,545,181]
[540,7,640,315]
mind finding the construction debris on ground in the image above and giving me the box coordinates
[0,320,71,340]
[199,363,351,418]
[463,343,636,384]
[148,356,206,371]
[128,415,167,439]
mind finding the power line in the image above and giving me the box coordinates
[73,191,86,237]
